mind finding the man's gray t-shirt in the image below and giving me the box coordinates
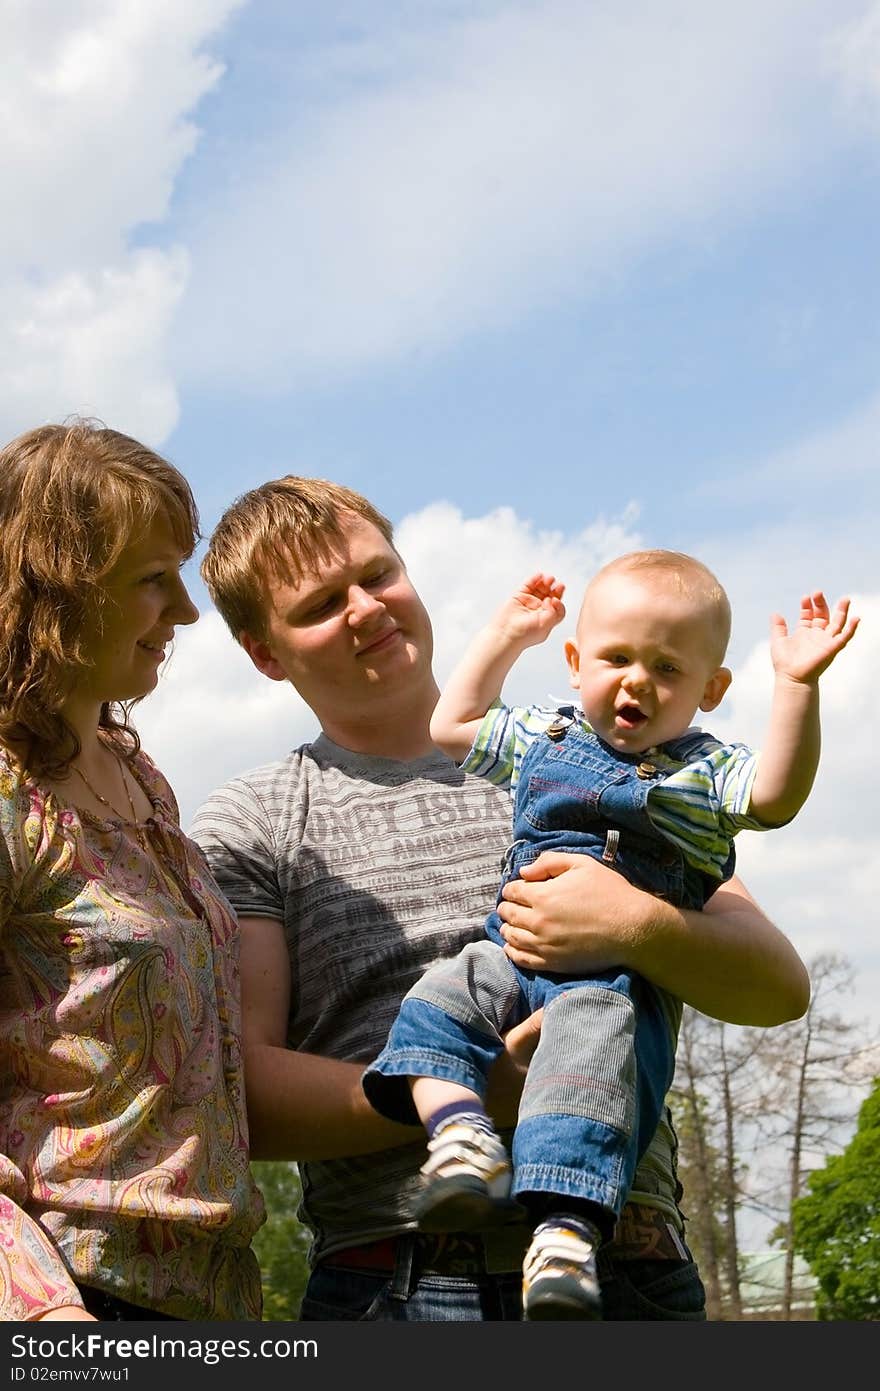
[191,734,684,1264]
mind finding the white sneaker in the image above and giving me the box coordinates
[415,1120,515,1232]
[522,1217,603,1320]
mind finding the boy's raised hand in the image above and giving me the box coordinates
[770,592,859,684]
[496,572,566,648]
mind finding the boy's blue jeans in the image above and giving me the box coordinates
[364,936,674,1217]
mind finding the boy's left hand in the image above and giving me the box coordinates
[493,572,566,648]
[770,592,859,684]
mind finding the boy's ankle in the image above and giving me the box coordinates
[425,1099,495,1140]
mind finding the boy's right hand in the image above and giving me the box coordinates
[494,573,566,648]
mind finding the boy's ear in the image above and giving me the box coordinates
[564,638,581,690]
[699,666,732,713]
[240,631,288,683]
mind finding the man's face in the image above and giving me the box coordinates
[243,515,434,724]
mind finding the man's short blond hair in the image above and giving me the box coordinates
[202,476,395,641]
[584,549,732,666]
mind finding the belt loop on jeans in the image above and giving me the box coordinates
[500,837,528,879]
[388,1232,418,1301]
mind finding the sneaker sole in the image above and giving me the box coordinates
[415,1177,526,1233]
[524,1282,603,1322]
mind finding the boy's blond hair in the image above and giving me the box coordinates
[202,476,395,641]
[583,550,732,666]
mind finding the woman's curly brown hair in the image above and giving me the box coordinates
[0,419,200,778]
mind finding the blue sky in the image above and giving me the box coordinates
[5,2,878,565]
[164,3,880,555]
[3,1,878,1228]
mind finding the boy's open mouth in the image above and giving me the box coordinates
[616,704,648,728]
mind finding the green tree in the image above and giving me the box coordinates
[251,1161,312,1320]
[792,1077,880,1321]
[751,953,874,1317]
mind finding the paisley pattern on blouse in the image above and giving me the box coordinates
[0,742,265,1320]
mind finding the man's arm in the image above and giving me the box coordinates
[496,853,810,1026]
[240,916,418,1160]
[241,917,540,1160]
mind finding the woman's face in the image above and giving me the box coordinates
[76,511,199,708]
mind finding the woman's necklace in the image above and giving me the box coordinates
[69,750,192,900]
[71,752,149,853]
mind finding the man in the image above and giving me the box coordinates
[191,476,809,1321]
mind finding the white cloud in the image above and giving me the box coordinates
[177,0,875,385]
[0,250,188,445]
[0,0,239,266]
[0,0,241,443]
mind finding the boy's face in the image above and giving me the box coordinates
[239,513,434,725]
[565,571,731,753]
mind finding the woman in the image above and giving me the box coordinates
[0,421,264,1321]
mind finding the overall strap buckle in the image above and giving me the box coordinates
[546,704,577,742]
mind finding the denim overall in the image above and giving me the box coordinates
[364,711,734,1219]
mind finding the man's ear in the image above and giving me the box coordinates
[240,631,288,683]
[564,638,581,690]
[699,666,732,713]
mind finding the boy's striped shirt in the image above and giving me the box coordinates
[462,701,767,880]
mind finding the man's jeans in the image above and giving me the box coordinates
[299,1241,706,1321]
